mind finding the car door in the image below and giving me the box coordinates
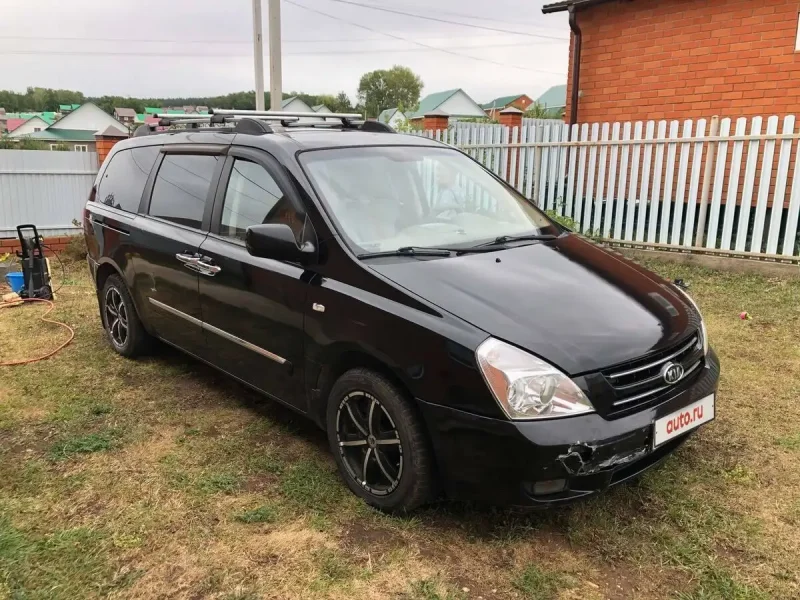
[196,147,312,411]
[131,146,227,357]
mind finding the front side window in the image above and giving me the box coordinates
[97,146,160,213]
[219,159,301,240]
[300,146,557,254]
[149,154,219,229]
[74,144,88,152]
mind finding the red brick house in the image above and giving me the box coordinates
[542,0,800,124]
[481,94,535,119]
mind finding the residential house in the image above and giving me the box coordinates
[312,104,332,114]
[114,107,137,125]
[58,104,81,113]
[535,84,567,118]
[481,94,535,119]
[281,97,314,113]
[542,0,800,122]
[406,89,486,122]
[6,115,51,137]
[16,102,127,152]
[378,107,406,128]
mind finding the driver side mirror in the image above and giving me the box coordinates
[245,223,316,265]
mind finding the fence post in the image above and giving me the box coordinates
[694,115,720,247]
[531,126,543,202]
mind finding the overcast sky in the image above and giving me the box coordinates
[0,0,569,104]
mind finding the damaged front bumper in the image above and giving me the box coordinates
[417,350,719,507]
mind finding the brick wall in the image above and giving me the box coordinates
[565,0,800,123]
[1,235,76,257]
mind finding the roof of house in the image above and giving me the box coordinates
[114,107,137,118]
[407,89,460,119]
[281,97,300,108]
[378,107,399,123]
[58,104,80,111]
[542,0,613,13]
[136,113,146,122]
[144,107,161,114]
[5,118,26,132]
[480,94,526,110]
[22,129,98,142]
[536,84,567,109]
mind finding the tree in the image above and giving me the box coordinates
[333,91,352,113]
[357,66,422,119]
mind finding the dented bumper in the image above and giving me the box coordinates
[417,350,719,507]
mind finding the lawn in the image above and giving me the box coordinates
[1,256,798,600]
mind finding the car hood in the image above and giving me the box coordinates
[369,235,698,375]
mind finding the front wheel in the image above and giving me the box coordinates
[326,368,435,513]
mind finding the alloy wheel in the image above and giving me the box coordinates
[336,391,403,496]
[104,287,129,348]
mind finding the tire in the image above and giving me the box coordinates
[100,274,151,357]
[326,368,435,513]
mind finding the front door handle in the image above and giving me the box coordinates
[196,257,222,276]
[175,252,200,264]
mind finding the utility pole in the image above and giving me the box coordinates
[268,0,283,111]
[252,0,265,111]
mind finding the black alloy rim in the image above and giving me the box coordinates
[104,287,128,348]
[336,391,403,496]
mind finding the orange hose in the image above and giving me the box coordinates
[0,298,75,366]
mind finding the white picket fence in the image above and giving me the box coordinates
[413,115,800,259]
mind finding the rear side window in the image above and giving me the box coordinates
[97,146,159,213]
[149,154,219,229]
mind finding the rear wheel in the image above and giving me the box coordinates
[100,274,151,357]
[327,368,435,513]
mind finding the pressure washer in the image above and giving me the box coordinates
[13,224,53,300]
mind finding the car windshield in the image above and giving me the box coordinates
[299,145,559,255]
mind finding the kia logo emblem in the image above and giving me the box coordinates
[661,362,684,385]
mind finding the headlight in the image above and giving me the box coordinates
[476,338,594,420]
[675,286,709,355]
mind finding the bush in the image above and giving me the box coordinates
[61,235,87,262]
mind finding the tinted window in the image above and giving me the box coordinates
[97,146,159,213]
[149,154,219,229]
[220,159,301,240]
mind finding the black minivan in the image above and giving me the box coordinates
[84,112,719,512]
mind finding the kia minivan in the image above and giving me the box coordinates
[84,112,719,512]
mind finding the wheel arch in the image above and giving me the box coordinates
[310,346,418,431]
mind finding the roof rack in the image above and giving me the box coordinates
[132,108,395,137]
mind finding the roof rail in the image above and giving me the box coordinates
[210,108,363,122]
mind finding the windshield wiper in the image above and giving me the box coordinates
[357,246,453,259]
[487,233,559,245]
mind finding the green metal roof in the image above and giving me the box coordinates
[536,84,567,109]
[58,104,72,111]
[144,107,161,114]
[166,109,185,115]
[136,113,146,122]
[480,94,524,110]
[23,129,97,142]
[406,89,462,119]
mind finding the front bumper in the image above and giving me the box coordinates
[418,349,720,506]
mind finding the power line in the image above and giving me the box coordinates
[314,0,569,41]
[0,32,533,45]
[284,0,566,75]
[0,42,559,58]
[354,0,558,29]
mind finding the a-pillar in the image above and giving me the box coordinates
[499,107,524,178]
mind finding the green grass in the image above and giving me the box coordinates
[48,431,116,460]
[409,578,466,600]
[234,504,280,524]
[511,565,573,600]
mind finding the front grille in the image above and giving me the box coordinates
[602,333,704,412]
